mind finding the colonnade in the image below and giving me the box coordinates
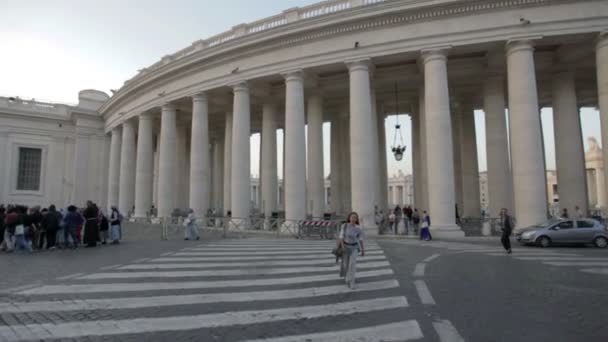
[106,35,608,233]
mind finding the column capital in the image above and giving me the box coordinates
[282,70,304,82]
[345,58,372,72]
[192,92,207,102]
[231,81,249,93]
[505,37,542,56]
[421,48,450,64]
[596,31,608,50]
[139,112,154,121]
[161,102,177,111]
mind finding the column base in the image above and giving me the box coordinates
[430,224,465,239]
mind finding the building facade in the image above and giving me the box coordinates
[1,0,608,236]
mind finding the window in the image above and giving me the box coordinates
[552,184,558,195]
[577,220,594,228]
[16,147,42,191]
[556,221,574,229]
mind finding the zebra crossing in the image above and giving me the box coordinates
[0,239,434,341]
[385,239,608,276]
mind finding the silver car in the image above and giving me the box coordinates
[516,218,608,248]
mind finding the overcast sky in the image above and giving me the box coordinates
[0,0,602,179]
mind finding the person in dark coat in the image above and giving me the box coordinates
[64,205,83,248]
[500,208,513,254]
[41,205,62,249]
[82,201,99,247]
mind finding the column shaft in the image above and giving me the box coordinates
[451,109,463,214]
[223,112,233,215]
[418,89,429,211]
[231,83,251,219]
[118,120,136,216]
[507,40,547,228]
[377,111,389,210]
[484,76,513,217]
[158,104,177,218]
[107,128,122,211]
[460,104,481,218]
[552,72,587,214]
[422,50,462,235]
[348,60,376,229]
[330,115,342,213]
[212,139,225,211]
[261,103,278,217]
[307,95,325,219]
[597,34,608,210]
[134,114,154,218]
[412,111,422,209]
[369,88,380,210]
[284,72,307,221]
[189,93,211,217]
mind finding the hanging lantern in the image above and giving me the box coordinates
[390,83,407,161]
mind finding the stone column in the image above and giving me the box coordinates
[597,33,608,210]
[261,103,278,217]
[153,133,160,209]
[418,89,429,211]
[158,104,177,218]
[212,139,224,210]
[118,119,136,216]
[412,111,422,209]
[369,87,380,211]
[223,112,233,215]
[460,103,481,218]
[484,75,513,217]
[175,122,189,210]
[284,71,307,221]
[107,127,122,211]
[340,108,351,214]
[552,71,588,214]
[330,114,342,213]
[347,60,376,229]
[422,49,463,236]
[451,107,463,214]
[506,40,547,228]
[377,110,389,210]
[134,113,154,218]
[307,94,325,219]
[596,168,607,208]
[231,82,251,220]
[189,93,210,218]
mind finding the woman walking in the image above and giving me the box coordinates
[184,209,200,240]
[109,206,122,244]
[339,211,365,289]
[420,210,432,241]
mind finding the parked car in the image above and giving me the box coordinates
[516,218,608,248]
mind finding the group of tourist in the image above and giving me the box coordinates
[380,205,432,241]
[0,201,124,253]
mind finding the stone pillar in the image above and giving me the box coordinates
[330,115,342,213]
[451,107,463,215]
[307,95,325,219]
[597,33,608,210]
[158,104,177,218]
[231,83,251,220]
[412,110,422,209]
[596,168,607,209]
[175,122,189,210]
[284,71,307,221]
[153,133,160,209]
[347,60,376,229]
[261,103,278,217]
[212,139,224,210]
[459,103,481,218]
[223,112,233,215]
[189,93,211,218]
[118,119,136,216]
[377,110,389,210]
[340,108,351,214]
[552,71,588,214]
[422,49,463,236]
[484,75,513,217]
[107,128,122,211]
[369,87,380,211]
[134,113,154,218]
[506,40,547,228]
[418,89,429,211]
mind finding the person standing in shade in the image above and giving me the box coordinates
[82,201,99,247]
[41,205,61,250]
[339,211,365,289]
[393,205,402,234]
[420,210,432,241]
[500,208,513,254]
[109,206,123,244]
[412,208,421,235]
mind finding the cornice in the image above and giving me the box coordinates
[100,0,583,116]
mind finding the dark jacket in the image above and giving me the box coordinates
[502,214,513,234]
[42,211,62,232]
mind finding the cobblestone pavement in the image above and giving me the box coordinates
[0,236,606,341]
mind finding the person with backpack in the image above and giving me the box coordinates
[412,208,421,235]
[3,206,19,252]
[63,205,84,249]
[109,206,123,244]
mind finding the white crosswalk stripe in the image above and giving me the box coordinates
[1,239,431,341]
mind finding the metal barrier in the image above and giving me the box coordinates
[298,220,339,240]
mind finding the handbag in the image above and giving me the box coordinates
[331,246,344,257]
[15,224,25,235]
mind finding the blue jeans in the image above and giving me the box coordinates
[64,227,79,247]
[14,234,32,252]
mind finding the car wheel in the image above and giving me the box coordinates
[594,237,608,248]
[536,236,551,248]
